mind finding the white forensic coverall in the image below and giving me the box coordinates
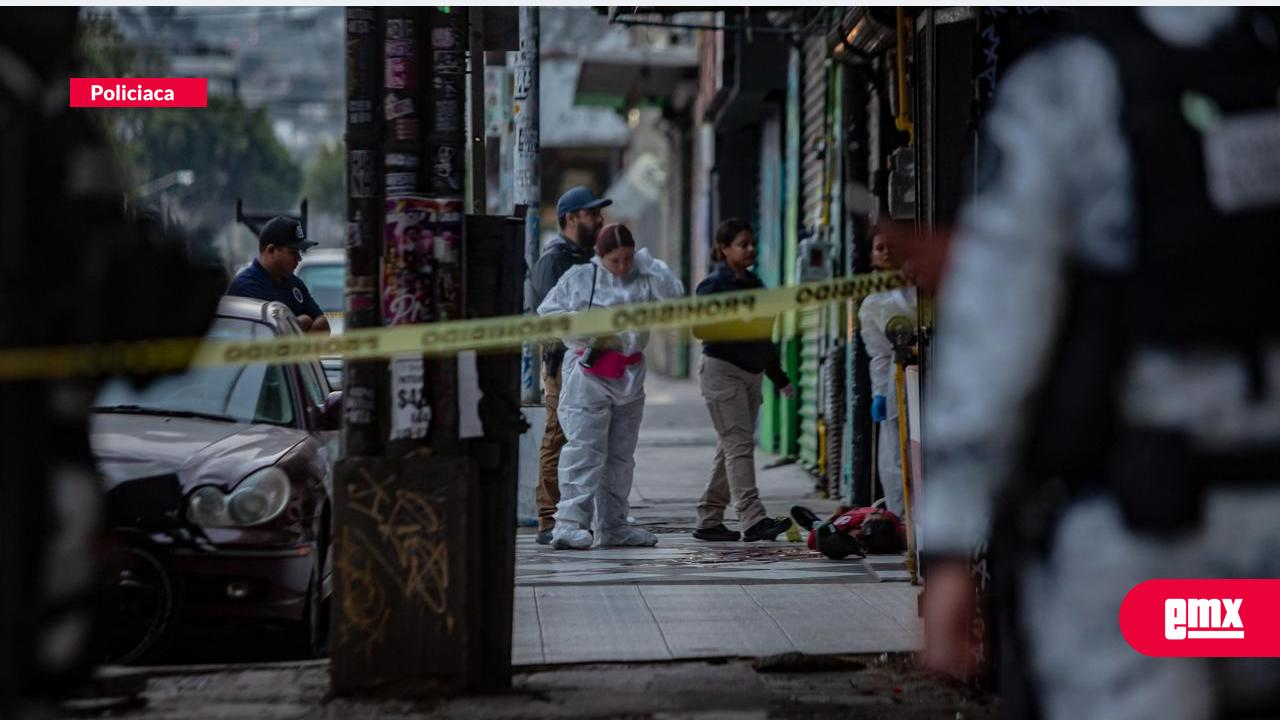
[537,248,685,548]
[857,286,917,519]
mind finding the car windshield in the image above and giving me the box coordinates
[95,316,295,426]
[296,262,344,313]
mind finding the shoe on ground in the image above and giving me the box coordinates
[598,525,658,547]
[692,524,741,542]
[743,517,792,542]
[790,505,822,532]
[816,522,865,559]
[535,529,553,545]
[551,525,593,550]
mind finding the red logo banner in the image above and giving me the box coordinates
[70,78,208,108]
[1121,579,1280,657]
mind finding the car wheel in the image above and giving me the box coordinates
[102,544,175,664]
[291,559,329,659]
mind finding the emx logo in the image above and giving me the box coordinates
[1165,598,1244,640]
[1121,580,1280,657]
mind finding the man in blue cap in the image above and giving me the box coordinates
[227,216,330,334]
[530,186,611,544]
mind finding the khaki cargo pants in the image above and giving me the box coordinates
[536,361,566,532]
[696,356,768,530]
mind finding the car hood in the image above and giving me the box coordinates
[91,413,308,490]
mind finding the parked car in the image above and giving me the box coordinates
[296,248,346,387]
[92,296,341,661]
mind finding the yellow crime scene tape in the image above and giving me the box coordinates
[0,272,903,380]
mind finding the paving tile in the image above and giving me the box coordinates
[743,584,912,654]
[638,585,795,659]
[534,585,672,663]
[522,572,667,584]
[682,569,858,582]
[512,586,544,666]
[845,584,924,648]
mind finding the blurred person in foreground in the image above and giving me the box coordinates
[921,7,1280,719]
[1,12,223,715]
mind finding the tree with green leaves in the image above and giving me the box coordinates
[77,12,302,248]
[302,140,345,218]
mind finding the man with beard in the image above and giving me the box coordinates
[529,186,610,544]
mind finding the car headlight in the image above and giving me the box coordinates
[185,467,292,528]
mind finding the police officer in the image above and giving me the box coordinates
[530,186,610,544]
[227,216,330,334]
[920,7,1280,719]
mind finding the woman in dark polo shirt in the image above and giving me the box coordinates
[691,218,795,543]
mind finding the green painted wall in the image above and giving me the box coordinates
[778,44,802,459]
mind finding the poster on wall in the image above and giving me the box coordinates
[382,196,463,326]
[390,354,431,441]
[383,196,434,326]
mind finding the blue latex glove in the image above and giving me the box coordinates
[871,395,887,423]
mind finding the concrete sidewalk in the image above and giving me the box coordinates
[513,373,920,666]
[70,375,942,719]
[76,654,995,719]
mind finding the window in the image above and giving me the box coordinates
[95,317,297,426]
[296,262,344,313]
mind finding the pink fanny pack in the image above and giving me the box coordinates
[576,348,643,380]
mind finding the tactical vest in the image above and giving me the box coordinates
[1026,9,1280,534]
[1111,9,1280,347]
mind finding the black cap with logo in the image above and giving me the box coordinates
[258,216,318,251]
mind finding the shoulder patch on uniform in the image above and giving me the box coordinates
[293,287,304,303]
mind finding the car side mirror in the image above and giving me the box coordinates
[311,390,342,431]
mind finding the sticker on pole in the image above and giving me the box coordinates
[390,355,430,441]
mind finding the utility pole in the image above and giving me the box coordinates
[468,7,486,216]
[514,7,541,405]
[334,7,474,695]
[339,7,382,458]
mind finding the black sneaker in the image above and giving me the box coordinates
[790,505,822,532]
[816,522,865,559]
[693,524,741,541]
[743,517,792,542]
[535,529,553,545]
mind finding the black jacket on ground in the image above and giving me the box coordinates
[694,263,790,389]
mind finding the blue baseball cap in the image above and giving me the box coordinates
[556,186,612,220]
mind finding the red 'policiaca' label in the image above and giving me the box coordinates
[1120,579,1280,657]
[70,78,208,108]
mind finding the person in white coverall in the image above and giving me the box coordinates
[857,230,916,519]
[537,223,685,549]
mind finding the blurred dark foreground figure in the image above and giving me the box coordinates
[1,9,223,717]
[919,7,1280,719]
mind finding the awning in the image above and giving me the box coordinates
[574,46,699,111]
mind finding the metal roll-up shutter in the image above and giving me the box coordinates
[796,34,828,475]
[824,340,845,496]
